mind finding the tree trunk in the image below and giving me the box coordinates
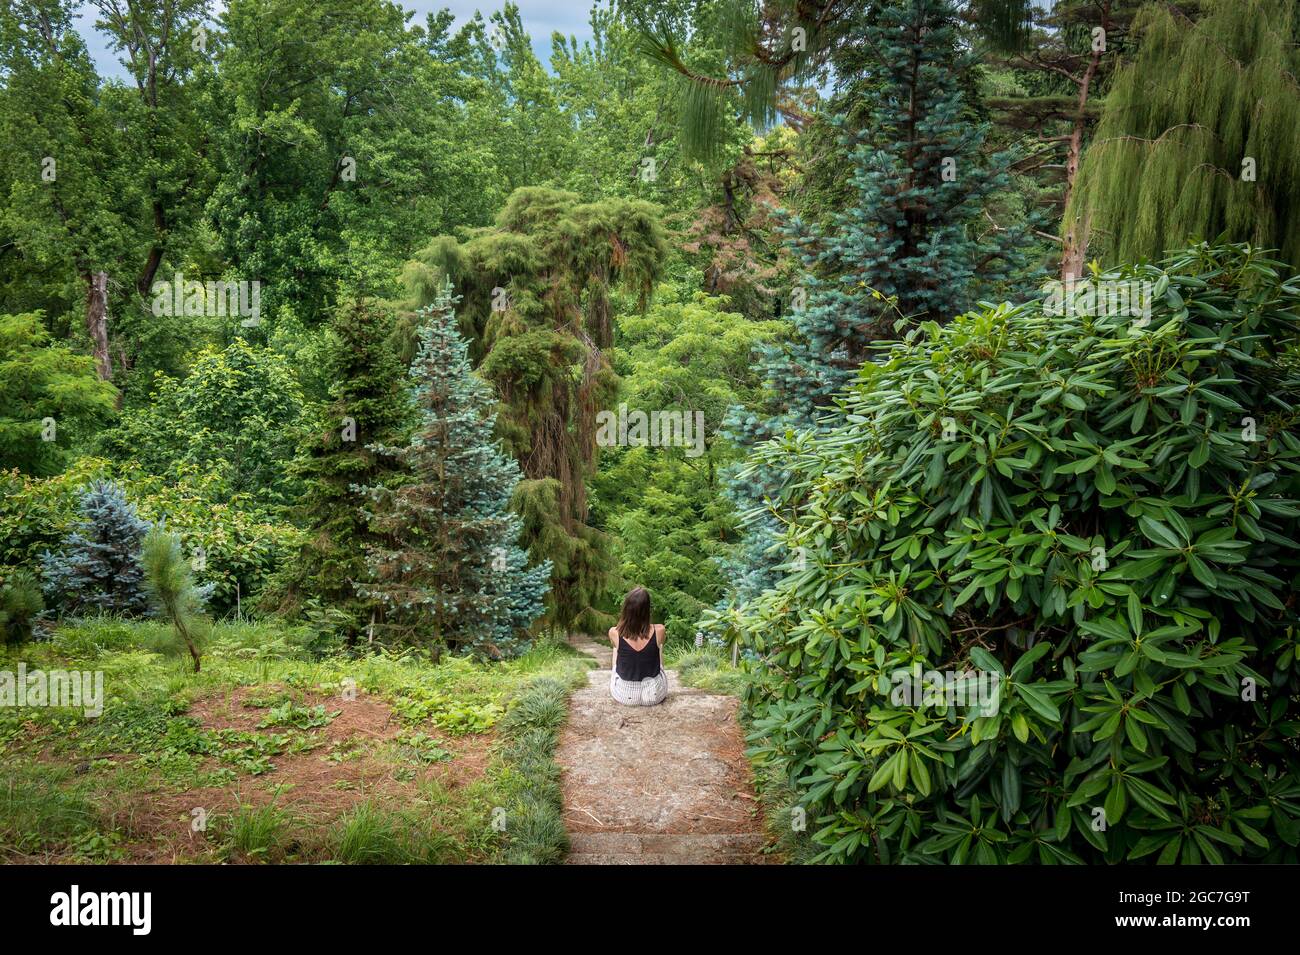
[1059,2,1111,282]
[136,200,167,299]
[85,271,113,382]
[176,617,202,673]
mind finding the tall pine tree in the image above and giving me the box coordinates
[721,0,1039,604]
[270,298,411,642]
[360,282,549,660]
[732,0,1039,446]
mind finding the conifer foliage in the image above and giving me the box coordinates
[141,525,211,673]
[722,0,1039,604]
[41,480,151,617]
[273,298,411,640]
[0,568,43,644]
[403,187,667,631]
[1069,0,1300,269]
[361,283,550,660]
[732,0,1038,445]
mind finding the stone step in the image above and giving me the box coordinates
[569,832,766,853]
[566,832,768,865]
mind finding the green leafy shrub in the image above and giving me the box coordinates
[128,464,304,617]
[736,244,1300,864]
[0,312,117,477]
[0,459,113,570]
[96,339,305,511]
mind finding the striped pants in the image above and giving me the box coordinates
[609,668,668,706]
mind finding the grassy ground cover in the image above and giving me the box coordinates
[0,619,588,863]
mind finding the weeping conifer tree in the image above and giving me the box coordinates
[400,188,667,633]
[360,281,550,660]
[1067,0,1300,268]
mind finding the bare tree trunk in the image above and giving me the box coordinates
[174,616,202,673]
[135,198,168,299]
[85,271,113,381]
[1059,2,1112,282]
[1060,207,1091,283]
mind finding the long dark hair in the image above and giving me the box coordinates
[615,587,651,642]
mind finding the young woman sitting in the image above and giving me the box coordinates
[607,586,667,706]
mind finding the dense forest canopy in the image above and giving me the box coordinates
[2,0,1298,868]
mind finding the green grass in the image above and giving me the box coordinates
[749,761,821,864]
[0,764,100,859]
[327,796,475,864]
[666,645,749,695]
[223,802,292,862]
[0,619,587,864]
[492,667,588,864]
[330,802,406,863]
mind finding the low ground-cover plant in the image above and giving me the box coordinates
[734,243,1300,863]
[668,646,749,696]
[257,701,338,730]
[494,663,589,865]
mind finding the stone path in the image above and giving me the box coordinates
[556,634,770,864]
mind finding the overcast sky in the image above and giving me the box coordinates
[73,0,599,78]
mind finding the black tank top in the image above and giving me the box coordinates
[615,628,661,681]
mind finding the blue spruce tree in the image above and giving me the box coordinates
[360,281,550,660]
[734,0,1039,444]
[720,0,1042,605]
[42,480,152,617]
